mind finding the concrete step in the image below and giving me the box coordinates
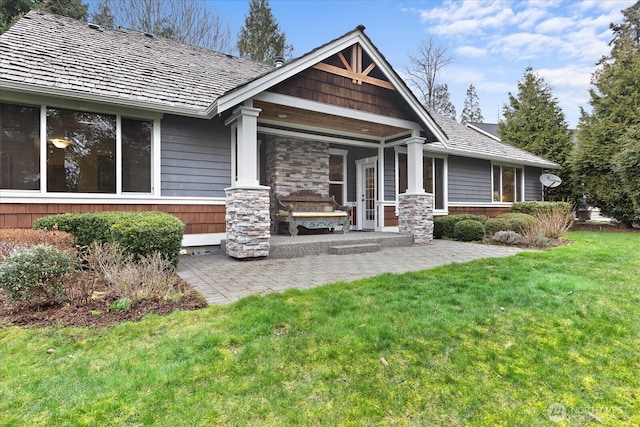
[328,243,381,255]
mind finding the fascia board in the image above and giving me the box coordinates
[424,145,561,169]
[0,80,208,118]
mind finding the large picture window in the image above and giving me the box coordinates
[493,165,523,202]
[1,103,152,194]
[0,103,41,190]
[397,152,444,209]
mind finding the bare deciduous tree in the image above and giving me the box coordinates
[93,0,232,53]
[405,38,454,110]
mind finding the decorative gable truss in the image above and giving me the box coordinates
[312,43,395,90]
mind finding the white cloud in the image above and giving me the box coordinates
[536,16,575,33]
[456,45,487,58]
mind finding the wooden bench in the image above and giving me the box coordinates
[275,190,351,236]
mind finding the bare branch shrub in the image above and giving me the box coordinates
[84,242,178,301]
[63,271,100,306]
[0,229,75,257]
[534,208,574,239]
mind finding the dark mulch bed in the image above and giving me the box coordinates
[0,276,207,328]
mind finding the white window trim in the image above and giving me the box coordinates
[3,102,159,198]
[329,148,348,205]
[492,163,525,204]
[394,147,448,214]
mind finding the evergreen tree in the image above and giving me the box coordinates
[432,83,456,120]
[460,84,484,125]
[571,1,640,225]
[499,67,573,201]
[237,0,292,63]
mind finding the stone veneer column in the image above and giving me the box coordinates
[398,192,434,245]
[225,186,270,258]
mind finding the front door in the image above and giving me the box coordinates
[357,159,377,230]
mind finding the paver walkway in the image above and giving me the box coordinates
[178,240,526,304]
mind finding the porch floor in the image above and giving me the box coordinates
[268,231,413,259]
[178,239,526,305]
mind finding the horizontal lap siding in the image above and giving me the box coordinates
[525,166,544,201]
[0,203,226,234]
[161,115,231,198]
[448,156,492,203]
[384,147,396,200]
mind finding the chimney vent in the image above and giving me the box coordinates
[274,56,284,67]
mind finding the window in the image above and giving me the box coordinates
[0,103,40,190]
[397,152,444,209]
[493,165,523,202]
[329,149,347,205]
[0,103,152,194]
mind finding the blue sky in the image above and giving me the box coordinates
[92,0,636,128]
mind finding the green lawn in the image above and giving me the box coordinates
[1,231,639,426]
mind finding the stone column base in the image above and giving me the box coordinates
[398,192,434,245]
[225,186,271,258]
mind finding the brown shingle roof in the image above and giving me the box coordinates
[0,10,274,114]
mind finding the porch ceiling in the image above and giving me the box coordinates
[254,100,409,139]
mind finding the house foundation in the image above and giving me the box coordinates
[398,193,434,245]
[225,187,271,258]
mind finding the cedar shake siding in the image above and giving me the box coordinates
[161,115,231,198]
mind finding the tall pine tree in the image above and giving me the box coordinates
[460,84,483,125]
[1,0,88,33]
[237,0,292,63]
[499,67,573,201]
[571,1,640,225]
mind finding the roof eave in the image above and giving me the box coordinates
[424,145,561,169]
[0,80,211,118]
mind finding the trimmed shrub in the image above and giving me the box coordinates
[486,213,538,234]
[109,212,185,266]
[492,230,522,245]
[511,201,572,216]
[434,214,483,239]
[34,211,185,266]
[0,229,75,258]
[453,220,486,242]
[0,245,77,303]
[484,218,513,236]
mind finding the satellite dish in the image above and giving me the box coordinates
[540,173,562,188]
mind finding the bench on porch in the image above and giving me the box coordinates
[275,190,351,236]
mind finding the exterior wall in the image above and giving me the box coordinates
[384,147,396,200]
[0,203,226,234]
[446,206,510,218]
[448,156,492,203]
[525,166,544,201]
[161,114,231,198]
[384,205,398,226]
[268,68,414,120]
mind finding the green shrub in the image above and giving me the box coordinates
[35,211,185,266]
[434,214,483,239]
[485,213,538,235]
[453,220,486,242]
[109,212,184,266]
[484,218,513,236]
[0,245,77,303]
[511,201,572,216]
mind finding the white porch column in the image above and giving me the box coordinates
[224,104,270,259]
[232,105,261,187]
[399,135,433,245]
[406,136,426,194]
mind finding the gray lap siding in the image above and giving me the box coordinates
[524,166,544,201]
[448,156,492,203]
[161,115,231,198]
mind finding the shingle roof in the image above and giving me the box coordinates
[468,122,500,139]
[0,10,274,115]
[426,109,559,168]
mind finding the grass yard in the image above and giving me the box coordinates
[1,231,639,426]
